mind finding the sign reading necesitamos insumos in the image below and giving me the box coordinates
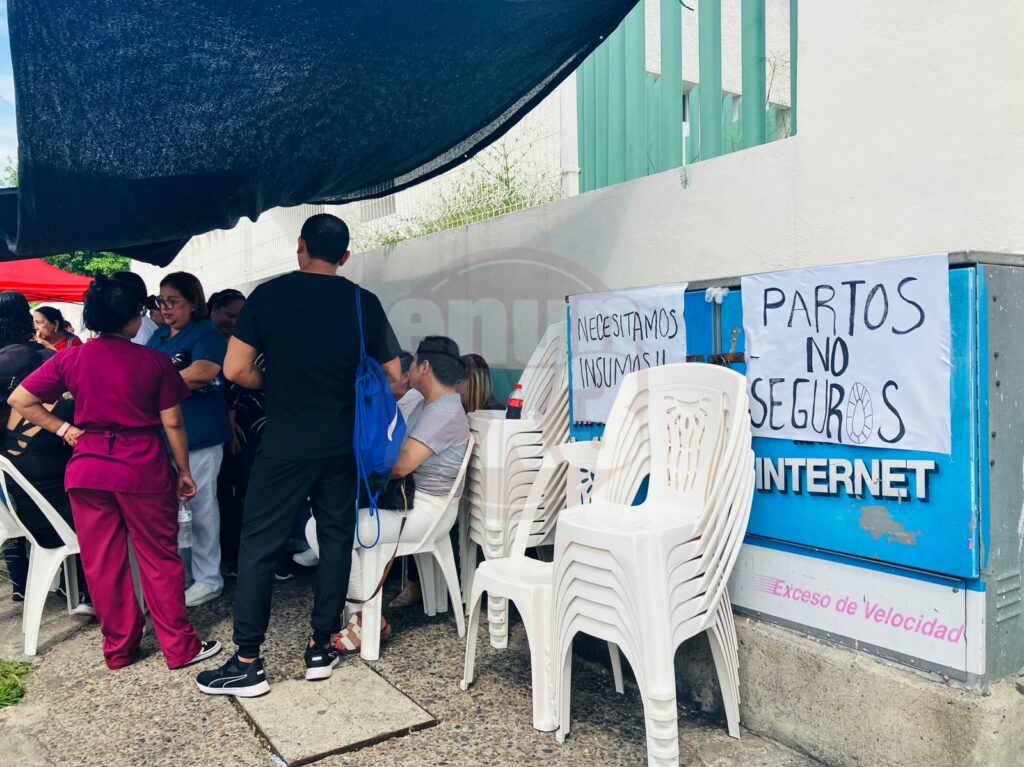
[570,283,688,424]
[742,254,951,454]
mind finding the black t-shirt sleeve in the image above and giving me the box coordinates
[364,291,400,365]
[232,285,266,352]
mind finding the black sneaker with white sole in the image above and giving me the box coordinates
[180,639,223,667]
[304,642,340,681]
[196,654,271,697]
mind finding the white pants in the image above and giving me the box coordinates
[345,492,450,621]
[187,445,224,591]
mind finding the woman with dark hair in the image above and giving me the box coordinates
[458,353,504,413]
[146,296,166,328]
[9,275,221,670]
[327,336,470,654]
[33,306,82,352]
[208,289,246,339]
[0,292,87,606]
[111,271,158,346]
[387,349,503,611]
[147,272,232,607]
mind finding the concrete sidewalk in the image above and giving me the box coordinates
[0,572,818,767]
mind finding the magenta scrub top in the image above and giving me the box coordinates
[21,335,191,494]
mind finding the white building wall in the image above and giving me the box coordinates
[141,1,1024,375]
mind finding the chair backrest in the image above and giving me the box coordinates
[0,455,78,551]
[507,441,576,558]
[417,434,476,547]
[591,370,651,506]
[592,364,748,513]
[645,365,747,509]
[518,321,567,422]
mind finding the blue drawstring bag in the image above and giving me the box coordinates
[353,286,406,548]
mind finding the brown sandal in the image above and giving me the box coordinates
[332,617,392,654]
[387,584,422,609]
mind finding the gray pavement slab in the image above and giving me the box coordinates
[237,664,435,765]
[0,571,818,767]
[0,582,93,662]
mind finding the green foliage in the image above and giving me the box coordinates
[1,160,17,189]
[357,139,563,251]
[44,252,130,277]
[0,659,34,708]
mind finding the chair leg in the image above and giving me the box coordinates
[23,549,61,656]
[554,633,576,743]
[62,556,79,613]
[359,548,384,662]
[482,543,509,649]
[608,641,625,694]
[459,588,486,691]
[639,686,681,767]
[433,558,448,613]
[434,541,465,638]
[520,594,556,732]
[706,614,741,739]
[460,538,478,613]
[417,552,438,617]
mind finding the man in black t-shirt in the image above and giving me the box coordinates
[197,214,400,697]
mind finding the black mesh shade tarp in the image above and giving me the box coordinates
[2,0,638,266]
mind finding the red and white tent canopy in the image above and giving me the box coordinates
[0,259,92,303]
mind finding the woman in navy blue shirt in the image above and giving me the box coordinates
[148,272,232,608]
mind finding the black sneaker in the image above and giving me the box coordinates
[196,654,270,697]
[274,567,296,582]
[304,641,339,681]
[12,590,24,603]
[180,639,223,667]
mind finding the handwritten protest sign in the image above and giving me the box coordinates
[569,283,687,424]
[742,254,951,453]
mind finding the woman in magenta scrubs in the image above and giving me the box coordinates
[9,275,222,670]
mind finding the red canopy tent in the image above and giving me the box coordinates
[0,259,93,302]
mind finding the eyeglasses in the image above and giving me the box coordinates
[155,297,187,309]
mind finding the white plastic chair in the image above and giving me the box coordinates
[460,323,569,643]
[306,435,475,662]
[551,364,754,767]
[460,441,624,731]
[0,456,82,656]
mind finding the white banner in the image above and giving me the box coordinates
[742,254,951,453]
[569,283,687,424]
[729,544,979,674]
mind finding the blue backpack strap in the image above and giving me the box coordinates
[355,284,367,358]
[354,283,381,549]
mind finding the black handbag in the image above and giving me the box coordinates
[358,473,415,512]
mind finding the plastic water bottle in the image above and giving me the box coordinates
[177,502,193,550]
[505,383,523,419]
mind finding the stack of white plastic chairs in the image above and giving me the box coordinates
[460,321,569,648]
[460,363,754,766]
[552,363,754,766]
[461,438,624,732]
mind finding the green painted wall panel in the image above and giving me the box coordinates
[578,0,796,191]
[659,0,683,170]
[740,0,767,149]
[697,0,723,160]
